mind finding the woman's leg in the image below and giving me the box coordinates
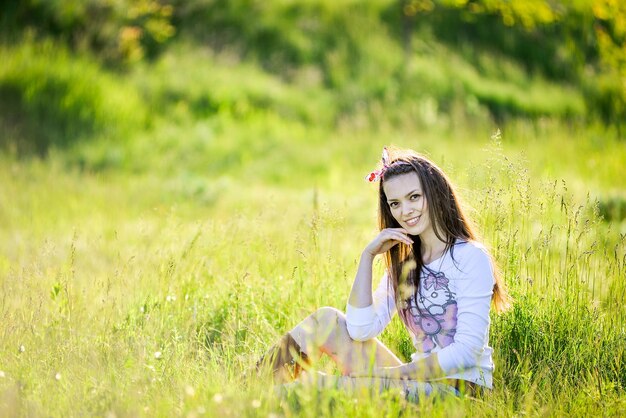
[288,306,402,375]
[263,308,460,400]
[257,306,402,383]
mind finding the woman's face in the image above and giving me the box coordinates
[383,172,433,237]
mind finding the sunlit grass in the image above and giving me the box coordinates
[0,118,624,416]
[0,25,625,417]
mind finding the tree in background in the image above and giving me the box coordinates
[1,0,175,64]
[2,0,626,126]
[402,0,626,125]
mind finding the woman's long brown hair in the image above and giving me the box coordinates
[377,147,510,314]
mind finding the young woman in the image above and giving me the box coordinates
[256,147,510,398]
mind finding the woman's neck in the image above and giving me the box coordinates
[419,231,449,265]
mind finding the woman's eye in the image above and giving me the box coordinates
[411,194,421,200]
[389,202,398,208]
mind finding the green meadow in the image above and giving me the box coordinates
[1,1,626,416]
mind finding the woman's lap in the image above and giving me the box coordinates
[293,373,460,401]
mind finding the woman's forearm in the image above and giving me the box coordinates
[348,251,375,308]
[348,228,411,309]
[355,354,445,381]
[382,354,444,380]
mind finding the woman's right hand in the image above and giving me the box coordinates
[363,228,413,257]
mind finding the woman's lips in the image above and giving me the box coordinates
[404,216,420,227]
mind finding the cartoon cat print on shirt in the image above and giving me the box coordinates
[402,270,457,353]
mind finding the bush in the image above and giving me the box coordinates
[0,38,148,155]
[597,195,626,222]
[1,0,175,65]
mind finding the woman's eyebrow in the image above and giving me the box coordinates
[387,189,421,201]
[404,189,421,197]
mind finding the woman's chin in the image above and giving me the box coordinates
[404,225,423,236]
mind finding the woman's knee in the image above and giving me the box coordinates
[304,307,349,340]
[309,307,352,350]
[313,306,347,328]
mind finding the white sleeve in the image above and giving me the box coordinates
[345,272,396,341]
[437,248,494,373]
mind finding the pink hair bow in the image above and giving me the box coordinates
[365,147,390,182]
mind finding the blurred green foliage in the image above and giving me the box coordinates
[0,38,147,155]
[407,0,626,125]
[2,0,175,64]
[597,195,626,222]
[0,0,625,156]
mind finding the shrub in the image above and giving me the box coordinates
[1,0,175,64]
[0,38,147,155]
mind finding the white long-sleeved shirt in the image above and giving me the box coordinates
[345,240,495,388]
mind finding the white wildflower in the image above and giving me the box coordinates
[251,399,261,408]
[213,393,223,404]
[154,351,162,359]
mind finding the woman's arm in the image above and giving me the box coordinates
[348,228,413,308]
[345,270,394,341]
[435,249,494,375]
[351,354,445,380]
[345,228,412,341]
[347,251,375,308]
[352,244,495,379]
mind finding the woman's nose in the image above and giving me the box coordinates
[402,203,415,215]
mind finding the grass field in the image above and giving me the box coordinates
[0,16,626,414]
[1,113,625,416]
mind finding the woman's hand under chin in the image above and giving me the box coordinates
[364,228,413,257]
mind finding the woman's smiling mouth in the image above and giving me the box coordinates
[404,216,420,227]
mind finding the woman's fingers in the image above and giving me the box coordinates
[383,230,413,245]
[384,228,412,238]
[375,237,410,253]
[365,228,414,256]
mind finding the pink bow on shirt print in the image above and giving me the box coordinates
[407,302,458,352]
[423,271,449,291]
